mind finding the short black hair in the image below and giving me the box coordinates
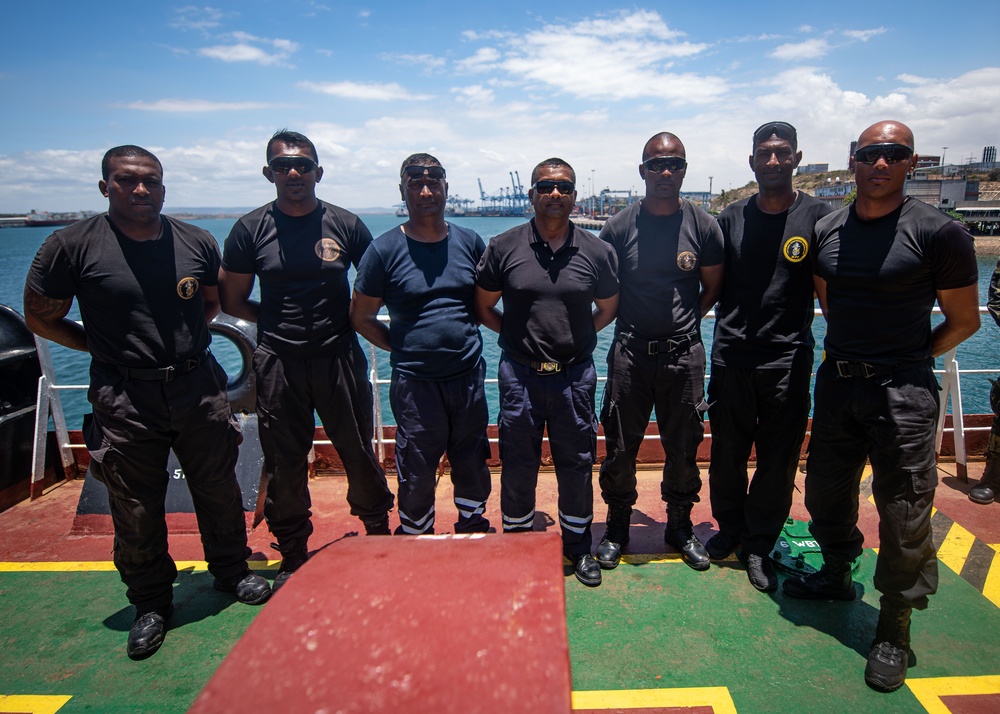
[400,153,443,177]
[531,157,575,185]
[266,129,319,163]
[101,145,163,181]
[752,121,798,151]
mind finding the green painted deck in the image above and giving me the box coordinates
[2,464,1000,713]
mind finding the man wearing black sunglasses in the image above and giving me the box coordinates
[476,158,619,587]
[706,121,833,593]
[219,130,394,590]
[352,154,492,536]
[595,132,723,573]
[784,120,980,693]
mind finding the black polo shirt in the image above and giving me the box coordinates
[713,192,833,369]
[600,199,723,340]
[476,219,619,365]
[813,197,977,365]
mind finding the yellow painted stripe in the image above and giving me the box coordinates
[982,553,1000,608]
[907,674,1000,714]
[936,520,978,574]
[0,695,72,714]
[0,560,281,573]
[572,686,737,712]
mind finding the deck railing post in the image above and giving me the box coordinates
[31,336,75,495]
[937,346,968,481]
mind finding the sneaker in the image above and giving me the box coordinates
[864,641,909,692]
[573,554,602,587]
[864,600,912,692]
[782,558,856,600]
[214,570,272,605]
[706,532,740,560]
[127,604,174,660]
[272,542,310,592]
[745,553,778,593]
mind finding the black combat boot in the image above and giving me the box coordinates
[272,539,310,592]
[362,513,392,535]
[595,505,632,570]
[664,503,710,571]
[782,555,856,600]
[969,452,1000,505]
[864,598,913,693]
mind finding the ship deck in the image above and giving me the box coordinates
[2,460,1000,713]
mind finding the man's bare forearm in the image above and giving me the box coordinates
[23,288,89,352]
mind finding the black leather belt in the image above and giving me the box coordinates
[833,359,927,379]
[504,351,565,375]
[108,350,209,382]
[618,330,699,356]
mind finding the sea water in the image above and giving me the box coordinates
[2,215,998,428]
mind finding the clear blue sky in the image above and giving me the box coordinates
[3,1,997,212]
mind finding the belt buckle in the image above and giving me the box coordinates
[163,365,176,382]
[537,361,562,374]
[835,361,852,378]
[647,342,658,356]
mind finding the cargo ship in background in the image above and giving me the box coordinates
[24,210,97,227]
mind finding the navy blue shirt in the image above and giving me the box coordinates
[355,224,485,380]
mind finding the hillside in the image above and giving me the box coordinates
[709,169,854,212]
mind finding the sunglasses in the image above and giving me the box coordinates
[753,121,797,149]
[854,143,914,165]
[268,156,318,174]
[532,180,575,194]
[643,156,688,173]
[402,165,446,180]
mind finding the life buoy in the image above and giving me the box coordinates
[209,313,257,414]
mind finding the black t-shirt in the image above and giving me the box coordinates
[222,201,373,358]
[476,220,619,365]
[713,192,834,368]
[355,224,485,380]
[26,214,218,367]
[600,200,723,340]
[813,197,978,364]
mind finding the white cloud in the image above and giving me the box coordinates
[125,99,270,112]
[455,10,724,103]
[171,6,224,31]
[769,38,831,60]
[199,33,299,67]
[380,52,447,73]
[843,28,887,42]
[298,80,433,101]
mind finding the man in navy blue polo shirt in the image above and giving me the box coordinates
[475,157,619,587]
[352,153,491,535]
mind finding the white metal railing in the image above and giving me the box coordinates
[29,308,997,490]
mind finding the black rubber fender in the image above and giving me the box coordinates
[209,313,257,414]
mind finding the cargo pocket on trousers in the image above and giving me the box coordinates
[900,465,938,543]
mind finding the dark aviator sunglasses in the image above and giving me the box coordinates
[854,143,914,165]
[268,156,318,174]
[532,180,575,194]
[643,156,688,173]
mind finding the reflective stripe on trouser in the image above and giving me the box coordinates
[254,338,394,546]
[706,352,812,555]
[389,360,492,534]
[497,356,597,556]
[805,360,940,610]
[85,356,250,611]
[599,338,706,508]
